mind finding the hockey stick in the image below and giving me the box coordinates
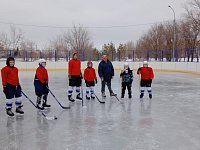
[104,81,123,103]
[86,83,105,104]
[47,87,70,109]
[113,95,124,103]
[80,85,87,108]
[21,91,57,120]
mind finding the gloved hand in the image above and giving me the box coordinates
[3,86,8,95]
[44,79,48,87]
[68,74,71,79]
[45,83,49,87]
[80,73,83,79]
[42,82,47,87]
[101,77,104,81]
[95,79,97,84]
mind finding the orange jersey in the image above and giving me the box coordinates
[35,66,48,84]
[68,59,81,75]
[84,67,97,81]
[137,67,154,80]
[1,66,19,86]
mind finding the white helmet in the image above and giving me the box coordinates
[124,62,129,67]
[143,61,148,65]
[39,59,46,64]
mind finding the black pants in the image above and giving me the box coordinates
[140,79,152,87]
[101,80,113,94]
[121,82,132,97]
[69,75,82,87]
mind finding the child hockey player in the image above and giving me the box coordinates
[1,57,24,116]
[137,61,154,99]
[120,62,133,99]
[84,61,97,100]
[34,59,51,110]
[68,53,83,102]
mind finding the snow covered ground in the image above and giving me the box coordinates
[0,71,200,150]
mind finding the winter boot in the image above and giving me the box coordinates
[110,92,117,97]
[102,92,106,98]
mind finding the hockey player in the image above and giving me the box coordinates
[1,57,24,116]
[137,61,154,99]
[68,53,83,102]
[84,61,97,100]
[120,62,133,99]
[34,59,51,110]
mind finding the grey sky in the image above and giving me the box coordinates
[0,0,187,49]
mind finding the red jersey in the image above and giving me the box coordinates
[68,59,81,75]
[138,67,154,80]
[1,66,19,86]
[84,67,97,81]
[35,66,48,84]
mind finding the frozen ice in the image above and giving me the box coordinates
[0,71,200,150]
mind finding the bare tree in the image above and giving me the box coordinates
[50,35,69,61]
[183,0,200,61]
[20,40,36,61]
[125,41,135,60]
[64,24,93,60]
[10,25,24,50]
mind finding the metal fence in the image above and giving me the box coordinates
[0,48,199,62]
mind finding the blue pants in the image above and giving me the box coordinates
[4,84,22,108]
[5,84,22,99]
[34,80,49,97]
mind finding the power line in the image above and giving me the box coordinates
[0,19,180,29]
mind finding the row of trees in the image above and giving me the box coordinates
[0,0,199,62]
[136,0,200,62]
[99,0,200,62]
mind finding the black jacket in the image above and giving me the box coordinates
[120,68,133,83]
[98,60,114,81]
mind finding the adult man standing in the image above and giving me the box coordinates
[98,55,116,97]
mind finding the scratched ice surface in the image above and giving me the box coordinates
[0,71,200,150]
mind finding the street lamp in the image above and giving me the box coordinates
[168,5,176,62]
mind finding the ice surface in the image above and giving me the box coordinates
[0,71,200,150]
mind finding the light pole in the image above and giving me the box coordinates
[168,5,176,62]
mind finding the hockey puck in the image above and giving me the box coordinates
[54,116,58,120]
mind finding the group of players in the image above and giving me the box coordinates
[1,52,154,117]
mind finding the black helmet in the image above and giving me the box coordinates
[6,57,15,67]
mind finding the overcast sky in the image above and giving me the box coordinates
[0,0,188,49]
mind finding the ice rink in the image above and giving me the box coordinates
[0,71,200,150]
